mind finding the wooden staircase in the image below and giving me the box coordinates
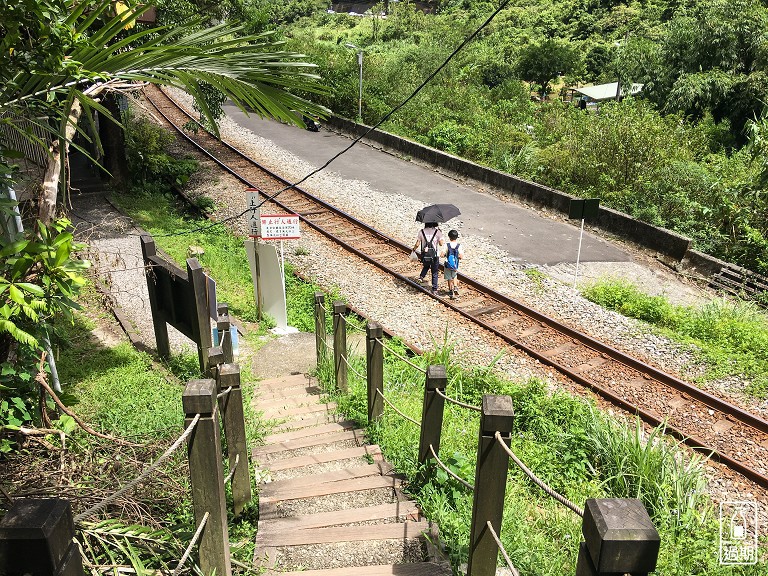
[252,374,451,575]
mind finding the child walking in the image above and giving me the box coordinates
[442,229,464,299]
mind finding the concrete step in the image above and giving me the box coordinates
[258,444,382,482]
[261,401,337,420]
[271,412,341,433]
[253,428,366,463]
[261,421,359,445]
[265,563,452,576]
[256,522,430,572]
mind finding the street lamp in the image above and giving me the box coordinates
[345,42,363,121]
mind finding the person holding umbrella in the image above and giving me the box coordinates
[413,221,444,294]
[412,204,460,295]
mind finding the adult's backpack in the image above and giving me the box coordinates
[421,230,438,265]
[446,243,460,270]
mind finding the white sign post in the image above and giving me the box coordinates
[259,214,301,287]
[244,193,301,334]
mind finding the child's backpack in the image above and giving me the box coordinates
[421,230,438,265]
[446,243,460,270]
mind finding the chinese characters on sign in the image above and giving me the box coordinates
[259,214,301,240]
[247,189,260,238]
[719,500,759,565]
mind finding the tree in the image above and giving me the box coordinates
[1,0,329,224]
[515,38,581,97]
[658,0,768,136]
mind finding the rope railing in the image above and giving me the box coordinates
[375,388,420,427]
[340,353,366,380]
[340,313,366,333]
[494,431,584,517]
[171,511,209,576]
[486,520,521,576]
[216,386,232,399]
[429,444,474,491]
[434,387,481,412]
[74,414,202,523]
[317,301,327,314]
[223,454,240,485]
[374,338,427,374]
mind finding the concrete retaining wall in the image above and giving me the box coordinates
[328,116,692,261]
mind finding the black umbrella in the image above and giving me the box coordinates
[416,203,461,223]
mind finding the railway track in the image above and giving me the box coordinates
[144,85,768,489]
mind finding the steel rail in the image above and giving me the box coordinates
[143,86,768,489]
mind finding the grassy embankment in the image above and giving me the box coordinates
[582,278,768,399]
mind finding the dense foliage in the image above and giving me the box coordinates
[253,0,768,273]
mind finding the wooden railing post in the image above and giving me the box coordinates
[140,234,170,359]
[218,364,252,517]
[314,292,325,366]
[187,259,213,374]
[366,322,384,422]
[333,301,348,393]
[207,346,225,379]
[0,498,82,575]
[576,499,660,576]
[183,379,231,576]
[467,395,514,576]
[418,365,446,465]
[217,303,233,364]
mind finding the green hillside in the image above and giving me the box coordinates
[244,0,768,274]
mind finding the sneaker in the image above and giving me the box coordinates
[454,289,459,296]
[419,276,427,284]
[432,289,439,295]
[449,293,455,300]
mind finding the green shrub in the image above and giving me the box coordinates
[124,114,197,188]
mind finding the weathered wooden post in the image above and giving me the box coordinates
[576,499,660,576]
[183,379,232,576]
[218,363,252,517]
[467,395,514,576]
[207,346,225,379]
[0,498,83,576]
[314,292,326,366]
[140,234,170,359]
[187,259,213,374]
[418,365,447,465]
[366,322,384,422]
[217,303,233,364]
[332,301,348,393]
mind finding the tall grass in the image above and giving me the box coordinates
[582,278,768,397]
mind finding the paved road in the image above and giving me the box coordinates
[224,104,630,267]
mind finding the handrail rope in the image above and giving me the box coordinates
[223,453,240,485]
[340,353,367,380]
[74,414,202,523]
[171,511,209,576]
[434,387,481,412]
[494,431,584,517]
[374,338,426,374]
[429,444,474,491]
[375,388,420,427]
[217,386,232,399]
[340,314,366,333]
[317,301,327,314]
[486,520,521,576]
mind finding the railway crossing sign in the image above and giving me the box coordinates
[568,198,600,289]
[247,189,260,238]
[568,198,600,220]
[259,214,301,240]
